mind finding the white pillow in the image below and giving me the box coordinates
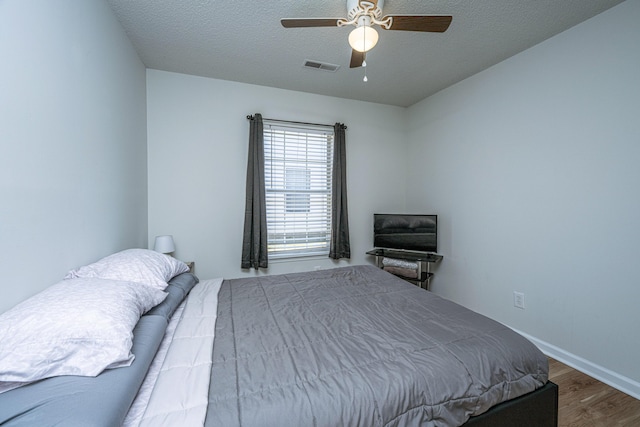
[65,248,189,291]
[0,278,166,386]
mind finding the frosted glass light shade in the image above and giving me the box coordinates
[154,235,175,254]
[348,26,379,52]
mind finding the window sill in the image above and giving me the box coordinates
[269,253,329,264]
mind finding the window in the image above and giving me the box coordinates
[285,168,310,213]
[263,121,334,258]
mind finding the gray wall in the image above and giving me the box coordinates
[406,0,640,395]
[0,0,148,313]
[146,70,408,280]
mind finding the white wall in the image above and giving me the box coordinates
[147,70,407,280]
[0,0,147,314]
[406,0,640,394]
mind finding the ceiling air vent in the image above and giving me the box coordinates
[303,60,340,73]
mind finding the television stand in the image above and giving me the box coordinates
[366,248,443,290]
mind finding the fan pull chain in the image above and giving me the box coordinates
[363,27,368,82]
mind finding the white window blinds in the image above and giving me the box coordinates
[263,121,334,258]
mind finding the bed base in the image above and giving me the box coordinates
[463,381,558,426]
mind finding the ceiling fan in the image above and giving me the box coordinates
[281,0,452,69]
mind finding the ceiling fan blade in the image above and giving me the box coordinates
[350,50,365,68]
[281,18,341,28]
[383,15,452,32]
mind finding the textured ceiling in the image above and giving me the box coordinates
[106,0,624,107]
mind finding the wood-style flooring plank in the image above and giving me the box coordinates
[548,358,640,426]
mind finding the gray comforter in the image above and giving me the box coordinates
[205,265,548,427]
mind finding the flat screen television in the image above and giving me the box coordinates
[373,214,437,253]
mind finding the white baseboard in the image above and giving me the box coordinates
[509,327,640,400]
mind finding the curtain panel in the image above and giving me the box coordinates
[241,114,268,269]
[329,123,351,259]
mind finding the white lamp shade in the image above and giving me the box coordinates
[154,235,175,254]
[348,26,379,53]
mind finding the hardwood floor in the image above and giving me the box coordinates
[548,358,640,426]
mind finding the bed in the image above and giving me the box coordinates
[0,251,557,426]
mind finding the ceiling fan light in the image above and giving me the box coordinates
[348,26,379,52]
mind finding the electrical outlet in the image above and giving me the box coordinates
[513,291,525,309]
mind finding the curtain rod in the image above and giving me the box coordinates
[246,115,346,130]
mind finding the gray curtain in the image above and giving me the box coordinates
[241,114,268,269]
[329,123,351,259]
